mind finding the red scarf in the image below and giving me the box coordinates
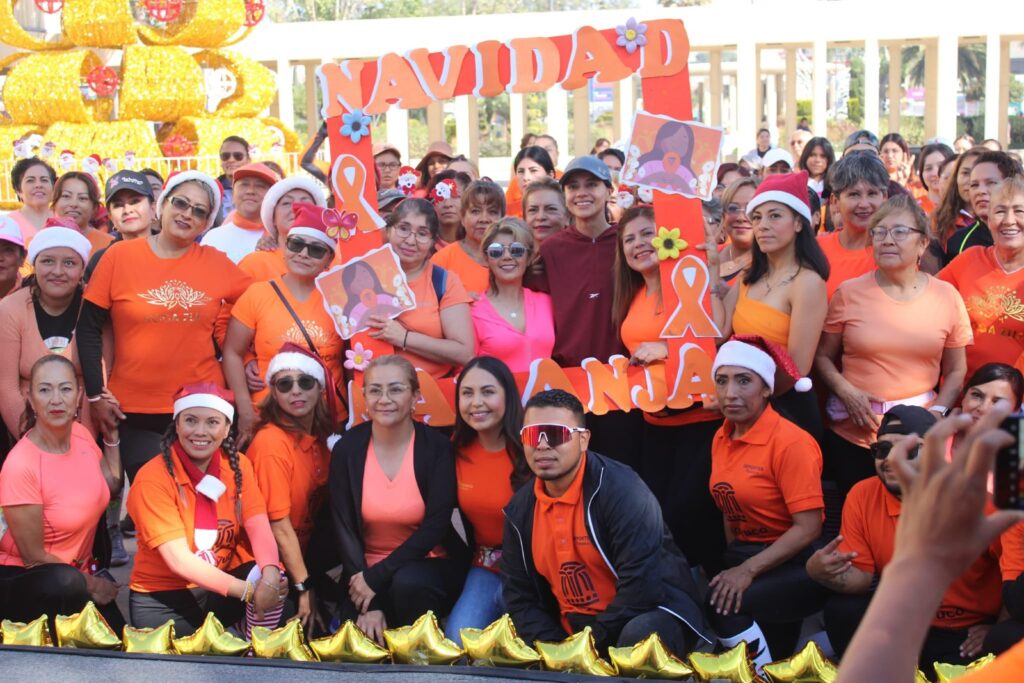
[172,442,225,566]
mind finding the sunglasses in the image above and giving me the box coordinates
[273,375,319,393]
[869,440,921,461]
[485,242,528,259]
[220,151,247,162]
[520,423,587,448]
[168,195,211,221]
[285,236,331,259]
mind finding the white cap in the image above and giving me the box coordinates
[27,227,91,265]
[0,215,25,249]
[762,147,794,170]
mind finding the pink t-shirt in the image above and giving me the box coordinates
[471,289,555,373]
[361,434,424,567]
[0,422,109,566]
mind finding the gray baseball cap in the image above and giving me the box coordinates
[560,156,613,187]
[105,170,154,203]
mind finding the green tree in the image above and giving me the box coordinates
[900,43,986,96]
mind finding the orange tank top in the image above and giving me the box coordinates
[732,281,790,347]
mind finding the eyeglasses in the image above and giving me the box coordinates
[725,203,747,216]
[520,423,587,448]
[869,440,921,461]
[285,236,331,260]
[273,375,319,393]
[365,384,411,401]
[868,225,926,243]
[220,151,247,162]
[485,242,528,259]
[376,161,401,171]
[168,195,211,221]
[393,224,434,244]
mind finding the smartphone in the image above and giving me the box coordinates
[995,414,1024,509]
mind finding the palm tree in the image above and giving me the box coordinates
[899,43,986,97]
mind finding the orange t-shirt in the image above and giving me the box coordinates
[817,231,875,300]
[531,454,618,632]
[999,521,1024,582]
[128,448,267,593]
[229,278,342,406]
[0,423,109,567]
[938,247,1024,378]
[248,423,330,551]
[839,477,1003,630]
[84,238,252,413]
[431,241,490,294]
[710,405,824,543]
[455,440,514,549]
[824,272,973,447]
[85,229,114,254]
[239,249,287,283]
[505,176,524,219]
[395,263,473,378]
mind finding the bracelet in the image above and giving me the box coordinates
[709,281,730,300]
[87,395,104,403]
[102,438,120,448]
[401,329,410,350]
[239,580,253,603]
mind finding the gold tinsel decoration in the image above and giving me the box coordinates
[0,0,70,51]
[119,46,206,122]
[262,116,302,154]
[193,49,276,119]
[4,50,113,125]
[61,0,135,49]
[46,120,161,161]
[137,0,247,49]
[167,116,294,161]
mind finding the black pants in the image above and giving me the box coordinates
[822,430,876,503]
[585,410,645,474]
[773,389,823,444]
[568,608,699,656]
[0,563,126,635]
[340,557,466,628]
[640,417,726,575]
[121,412,173,482]
[129,562,254,636]
[984,619,1024,654]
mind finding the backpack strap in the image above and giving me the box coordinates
[430,264,447,302]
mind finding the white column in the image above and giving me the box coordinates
[737,40,757,154]
[785,47,797,135]
[935,33,959,142]
[509,92,525,152]
[984,33,1002,141]
[274,59,295,129]
[385,107,410,163]
[863,38,880,135]
[812,40,827,137]
[618,75,635,142]
[454,96,472,160]
[546,89,570,160]
[710,50,722,128]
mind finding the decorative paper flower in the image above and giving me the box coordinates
[344,342,373,371]
[341,109,372,144]
[429,178,458,205]
[616,18,648,55]
[652,227,687,261]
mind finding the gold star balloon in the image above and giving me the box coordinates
[122,621,176,655]
[608,632,694,679]
[250,620,316,661]
[916,670,931,683]
[534,626,617,676]
[762,641,837,682]
[55,602,121,650]
[383,611,464,665]
[172,613,250,656]
[1,615,52,647]
[309,620,391,664]
[934,653,996,683]
[689,642,761,683]
[460,614,541,668]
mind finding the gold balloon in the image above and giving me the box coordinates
[916,670,930,683]
[2,615,53,647]
[123,621,177,655]
[383,610,464,665]
[172,613,250,656]
[250,620,316,661]
[460,614,541,668]
[762,641,836,682]
[608,632,694,679]
[120,46,206,122]
[934,653,996,683]
[534,626,617,676]
[61,0,136,48]
[689,642,760,683]
[55,602,121,650]
[137,0,246,49]
[309,620,391,664]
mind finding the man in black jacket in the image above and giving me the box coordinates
[502,389,714,655]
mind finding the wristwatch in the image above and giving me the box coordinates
[929,405,950,417]
[293,580,309,593]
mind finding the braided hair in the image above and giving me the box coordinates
[162,420,244,518]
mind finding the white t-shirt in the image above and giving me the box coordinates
[200,221,264,264]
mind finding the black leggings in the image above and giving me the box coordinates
[585,410,646,474]
[0,563,126,635]
[773,389,823,444]
[340,558,466,628]
[568,608,701,656]
[121,412,173,483]
[822,430,876,499]
[129,562,254,636]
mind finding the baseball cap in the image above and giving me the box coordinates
[560,156,613,187]
[233,162,279,186]
[844,129,880,152]
[0,214,25,249]
[877,405,937,438]
[762,148,794,169]
[105,170,154,204]
[377,188,406,208]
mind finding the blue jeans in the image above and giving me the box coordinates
[444,567,506,646]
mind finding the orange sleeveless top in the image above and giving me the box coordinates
[732,281,790,347]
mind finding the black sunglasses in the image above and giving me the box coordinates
[285,236,331,260]
[870,440,921,461]
[168,195,211,221]
[220,151,247,162]
[273,375,318,393]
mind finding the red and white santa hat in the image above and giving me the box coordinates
[745,170,811,223]
[265,342,340,424]
[712,335,812,394]
[260,177,326,238]
[156,170,224,231]
[28,221,92,265]
[288,202,347,251]
[173,383,236,422]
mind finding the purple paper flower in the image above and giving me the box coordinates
[344,342,373,371]
[340,109,371,143]
[615,18,648,55]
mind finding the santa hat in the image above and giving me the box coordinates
[712,335,812,394]
[745,170,811,223]
[265,342,339,424]
[0,215,24,250]
[288,202,347,251]
[260,177,326,238]
[60,149,74,157]
[28,224,92,265]
[156,170,224,230]
[173,383,235,422]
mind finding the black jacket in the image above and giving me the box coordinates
[328,421,468,610]
[501,450,714,649]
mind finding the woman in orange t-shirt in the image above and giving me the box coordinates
[444,356,530,645]
[238,176,326,283]
[224,202,342,446]
[127,384,284,635]
[248,345,335,635]
[432,180,505,294]
[51,172,114,255]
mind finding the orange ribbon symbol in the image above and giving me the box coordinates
[660,254,720,338]
[330,154,386,233]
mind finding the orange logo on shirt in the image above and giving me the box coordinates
[559,561,599,608]
[139,280,212,310]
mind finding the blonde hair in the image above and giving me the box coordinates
[868,194,930,238]
[481,217,535,293]
[994,175,1024,207]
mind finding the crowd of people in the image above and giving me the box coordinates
[0,124,1022,680]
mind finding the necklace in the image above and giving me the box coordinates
[763,266,801,294]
